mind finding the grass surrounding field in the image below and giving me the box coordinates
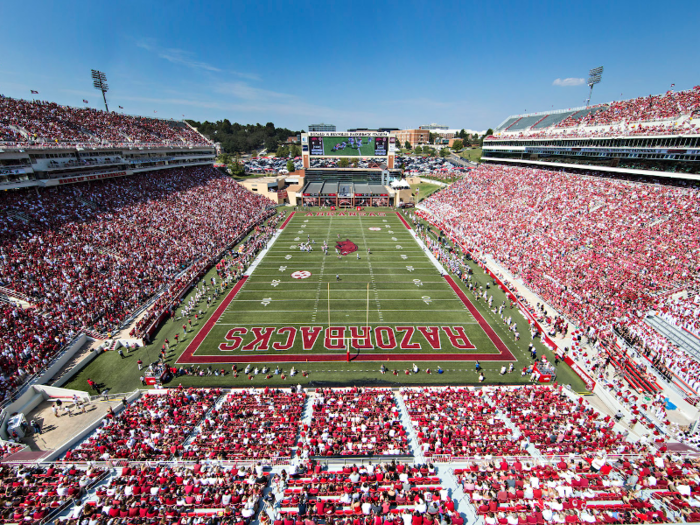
[459,147,482,162]
[65,209,587,394]
[321,137,376,156]
[409,182,443,202]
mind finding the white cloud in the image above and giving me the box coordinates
[136,39,259,80]
[553,77,585,87]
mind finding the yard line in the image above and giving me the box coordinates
[359,213,384,323]
[311,214,333,323]
[231,298,464,302]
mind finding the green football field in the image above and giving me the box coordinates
[321,137,375,156]
[65,209,588,393]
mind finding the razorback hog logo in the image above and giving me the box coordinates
[336,239,358,256]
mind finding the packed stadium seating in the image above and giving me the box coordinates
[0,96,210,148]
[183,389,306,460]
[0,463,106,522]
[64,389,221,461]
[276,460,463,525]
[303,388,409,456]
[489,86,700,140]
[420,164,700,334]
[0,166,275,402]
[72,463,266,524]
[402,388,524,457]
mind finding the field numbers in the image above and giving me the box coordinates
[278,265,287,272]
[413,279,423,287]
[406,266,415,272]
[400,254,408,260]
[271,280,281,287]
[396,245,402,250]
[261,298,272,306]
[422,296,432,304]
[285,255,292,260]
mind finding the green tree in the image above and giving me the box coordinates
[230,156,245,176]
[439,147,451,157]
[485,128,494,136]
[352,158,359,168]
[428,148,437,157]
[414,145,422,154]
[289,144,302,157]
[276,145,290,157]
[339,158,350,168]
[451,139,464,151]
[218,153,232,166]
[404,141,411,150]
[286,160,295,173]
[459,129,467,139]
[265,136,279,153]
[428,132,437,144]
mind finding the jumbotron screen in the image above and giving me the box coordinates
[309,136,388,156]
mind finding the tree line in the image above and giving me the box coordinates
[185,119,301,154]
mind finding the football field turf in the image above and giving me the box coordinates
[179,210,515,363]
[65,209,588,392]
[321,137,374,156]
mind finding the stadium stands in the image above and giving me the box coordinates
[420,164,700,334]
[0,463,106,522]
[65,389,221,461]
[183,389,306,460]
[490,86,700,140]
[0,166,275,402]
[304,388,409,457]
[0,96,210,148]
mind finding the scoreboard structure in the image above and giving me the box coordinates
[301,131,397,169]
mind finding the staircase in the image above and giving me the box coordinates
[646,315,700,362]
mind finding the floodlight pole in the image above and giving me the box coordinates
[585,66,604,107]
[91,69,110,112]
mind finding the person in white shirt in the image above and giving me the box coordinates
[349,471,360,483]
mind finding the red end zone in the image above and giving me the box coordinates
[176,274,515,364]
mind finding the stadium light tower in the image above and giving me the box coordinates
[585,66,603,107]
[91,69,109,112]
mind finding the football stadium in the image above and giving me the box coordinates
[1,3,700,524]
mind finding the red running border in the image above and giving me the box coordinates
[443,275,516,361]
[176,276,249,364]
[279,211,295,230]
[396,211,412,229]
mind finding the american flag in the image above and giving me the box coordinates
[31,90,38,94]
[671,83,675,88]
[83,99,88,104]
[118,106,123,109]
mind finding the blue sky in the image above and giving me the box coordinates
[1,0,698,132]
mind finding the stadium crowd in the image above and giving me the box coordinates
[63,463,266,525]
[0,95,210,148]
[183,389,305,460]
[557,87,700,128]
[455,452,700,524]
[420,164,700,336]
[0,463,106,523]
[64,389,221,462]
[303,388,409,457]
[488,87,700,140]
[0,166,275,402]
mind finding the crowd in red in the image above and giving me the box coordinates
[303,388,409,457]
[64,389,221,462]
[0,96,210,148]
[420,164,700,336]
[275,460,463,525]
[557,88,700,128]
[62,463,266,525]
[0,463,105,523]
[455,452,700,524]
[658,296,700,340]
[402,388,523,458]
[183,389,306,460]
[0,166,274,402]
[487,87,700,141]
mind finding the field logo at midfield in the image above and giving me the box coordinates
[291,271,312,279]
[336,239,358,256]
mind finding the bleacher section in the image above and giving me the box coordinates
[506,115,543,132]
